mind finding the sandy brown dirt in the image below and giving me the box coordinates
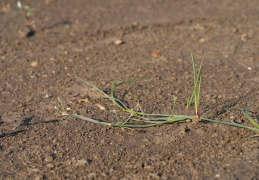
[1,0,259,179]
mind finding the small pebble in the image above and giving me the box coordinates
[45,156,54,162]
[215,174,220,178]
[44,94,52,99]
[30,168,39,172]
[46,163,54,169]
[114,40,123,45]
[45,0,53,4]
[241,34,249,42]
[88,173,97,179]
[34,176,42,180]
[31,61,39,67]
[152,52,161,57]
[75,159,87,166]
[96,104,106,110]
[132,22,139,27]
[199,38,207,43]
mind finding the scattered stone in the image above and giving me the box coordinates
[248,67,252,70]
[232,28,239,33]
[120,178,129,180]
[241,34,249,42]
[215,174,220,178]
[45,155,54,162]
[114,39,123,45]
[44,94,52,99]
[132,22,139,27]
[149,173,160,179]
[79,98,89,103]
[18,30,26,37]
[31,61,39,67]
[68,32,75,37]
[66,160,72,165]
[88,173,97,179]
[46,163,54,169]
[155,132,163,136]
[160,161,167,165]
[152,52,161,57]
[95,104,106,110]
[199,38,207,43]
[34,175,42,180]
[180,126,188,135]
[100,139,106,144]
[71,94,82,101]
[194,23,205,30]
[52,138,57,143]
[45,0,53,4]
[1,3,11,12]
[30,168,39,172]
[75,159,87,166]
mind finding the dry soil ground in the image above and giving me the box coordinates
[0,0,259,179]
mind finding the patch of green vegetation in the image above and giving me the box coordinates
[56,53,259,132]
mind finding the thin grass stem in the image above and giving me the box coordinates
[202,118,259,132]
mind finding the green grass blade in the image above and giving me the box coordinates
[186,52,196,112]
[189,52,203,117]
[111,78,146,110]
[71,114,173,128]
[190,52,196,87]
[231,105,259,128]
[186,91,195,109]
[112,97,130,110]
[71,113,195,128]
[113,78,146,90]
[202,118,259,132]
[195,65,202,117]
[71,114,113,126]
[245,103,258,128]
[76,77,110,99]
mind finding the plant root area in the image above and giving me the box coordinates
[0,0,258,179]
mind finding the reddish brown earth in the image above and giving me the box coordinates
[1,0,259,179]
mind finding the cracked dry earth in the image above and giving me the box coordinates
[0,0,259,179]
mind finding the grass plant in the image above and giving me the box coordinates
[17,1,35,37]
[56,53,259,132]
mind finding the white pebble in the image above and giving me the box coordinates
[30,61,39,67]
[114,39,123,45]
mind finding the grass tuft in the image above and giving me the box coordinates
[56,53,259,132]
